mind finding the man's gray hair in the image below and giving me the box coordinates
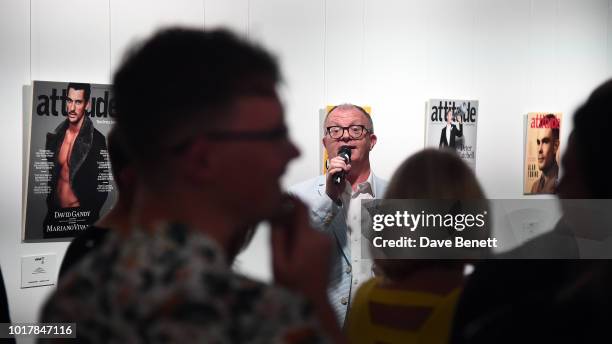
[324,103,374,133]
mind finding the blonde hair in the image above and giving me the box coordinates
[385,149,484,199]
[377,149,486,280]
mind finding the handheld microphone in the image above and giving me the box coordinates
[332,146,352,185]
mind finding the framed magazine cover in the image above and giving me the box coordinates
[23,81,117,241]
[523,112,562,195]
[424,99,479,170]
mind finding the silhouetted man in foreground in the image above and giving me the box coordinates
[42,28,343,343]
[451,79,612,343]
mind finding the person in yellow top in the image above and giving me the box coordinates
[347,149,487,344]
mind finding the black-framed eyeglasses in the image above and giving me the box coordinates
[171,126,289,153]
[326,125,371,139]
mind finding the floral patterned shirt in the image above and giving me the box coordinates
[41,223,328,343]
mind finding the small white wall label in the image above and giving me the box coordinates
[21,254,56,288]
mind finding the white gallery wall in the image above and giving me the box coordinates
[1,0,611,337]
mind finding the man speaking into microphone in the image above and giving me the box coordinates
[290,103,387,326]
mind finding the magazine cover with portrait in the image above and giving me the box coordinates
[425,99,479,169]
[23,81,117,240]
[523,112,562,195]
